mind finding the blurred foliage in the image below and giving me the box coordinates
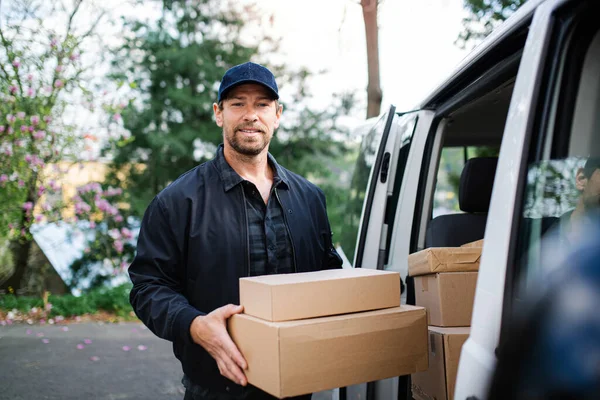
[0,283,133,318]
[457,0,528,48]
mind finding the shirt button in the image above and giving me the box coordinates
[225,386,230,392]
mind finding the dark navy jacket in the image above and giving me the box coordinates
[129,150,342,393]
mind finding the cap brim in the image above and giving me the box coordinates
[219,79,279,102]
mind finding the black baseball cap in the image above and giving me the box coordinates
[217,62,279,102]
[583,157,600,177]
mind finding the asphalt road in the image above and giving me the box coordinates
[0,322,185,400]
[0,322,335,400]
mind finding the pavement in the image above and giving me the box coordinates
[0,322,185,400]
[0,322,335,400]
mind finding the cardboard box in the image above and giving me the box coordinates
[408,248,481,277]
[461,239,484,248]
[412,327,470,400]
[414,272,477,327]
[240,268,400,322]
[228,306,428,398]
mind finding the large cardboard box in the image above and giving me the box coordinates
[240,269,400,322]
[413,272,477,326]
[228,306,428,398]
[412,327,470,400]
[408,248,481,277]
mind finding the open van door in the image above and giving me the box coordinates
[341,106,435,400]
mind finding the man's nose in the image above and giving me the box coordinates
[242,106,258,122]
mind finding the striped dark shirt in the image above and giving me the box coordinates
[214,146,295,276]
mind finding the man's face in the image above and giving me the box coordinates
[577,168,600,210]
[213,83,282,157]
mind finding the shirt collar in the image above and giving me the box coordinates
[214,144,289,192]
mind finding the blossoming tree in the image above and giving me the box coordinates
[0,0,131,294]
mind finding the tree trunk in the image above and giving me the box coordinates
[361,0,383,119]
[0,239,33,294]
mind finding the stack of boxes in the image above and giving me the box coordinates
[227,268,429,399]
[408,239,483,400]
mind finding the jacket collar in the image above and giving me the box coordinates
[213,144,289,192]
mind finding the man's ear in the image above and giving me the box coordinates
[273,103,283,129]
[576,168,587,192]
[213,103,223,127]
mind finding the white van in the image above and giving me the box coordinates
[340,0,600,398]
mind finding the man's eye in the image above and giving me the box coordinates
[231,103,242,107]
[258,103,269,107]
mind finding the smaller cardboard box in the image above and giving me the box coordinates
[228,306,428,399]
[240,268,400,322]
[414,272,477,327]
[461,239,484,248]
[408,248,481,277]
[412,327,470,400]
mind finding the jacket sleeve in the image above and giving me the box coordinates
[129,196,203,345]
[319,190,343,270]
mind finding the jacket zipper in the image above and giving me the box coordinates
[240,186,251,277]
[275,188,298,273]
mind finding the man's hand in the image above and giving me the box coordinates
[190,304,248,386]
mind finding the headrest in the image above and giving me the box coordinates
[459,157,498,213]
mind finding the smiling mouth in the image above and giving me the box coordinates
[237,128,263,135]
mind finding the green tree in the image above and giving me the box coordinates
[457,0,528,47]
[104,0,356,238]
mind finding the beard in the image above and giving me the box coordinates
[225,123,271,156]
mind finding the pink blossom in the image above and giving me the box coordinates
[90,356,100,362]
[56,65,64,72]
[26,329,32,335]
[6,114,15,123]
[84,339,92,344]
[113,113,122,122]
[23,202,33,212]
[16,139,25,147]
[113,240,124,253]
[50,38,58,48]
[8,127,14,135]
[17,112,25,119]
[18,180,25,188]
[33,130,46,140]
[8,223,14,230]
[25,154,33,163]
[20,229,26,237]
[31,115,40,125]
[89,221,96,229]
[108,229,121,240]
[0,174,7,184]
[0,126,4,132]
[9,85,18,94]
[114,215,124,223]
[20,125,28,133]
[137,345,147,351]
[84,247,90,253]
[122,346,131,351]
[74,201,91,215]
[42,339,50,344]
[35,215,43,223]
[45,86,52,93]
[49,180,60,191]
[29,126,34,132]
[54,80,63,88]
[12,60,20,68]
[69,53,79,61]
[77,344,85,350]
[120,261,128,271]
[26,87,35,97]
[27,74,33,81]
[45,303,52,311]
[42,203,52,212]
[121,228,133,239]
[37,186,46,196]
[44,115,52,124]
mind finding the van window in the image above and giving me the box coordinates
[509,17,600,301]
[340,113,389,263]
